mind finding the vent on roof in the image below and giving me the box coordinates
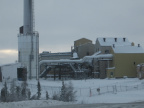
[103,38,106,42]
[114,38,117,42]
[123,38,126,42]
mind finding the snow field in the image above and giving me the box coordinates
[0,78,144,108]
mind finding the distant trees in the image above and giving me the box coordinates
[0,80,30,102]
[0,79,76,102]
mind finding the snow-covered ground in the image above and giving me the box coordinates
[0,100,73,108]
[0,78,144,108]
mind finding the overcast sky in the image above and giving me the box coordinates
[0,0,144,65]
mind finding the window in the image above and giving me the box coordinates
[134,62,136,65]
[105,50,109,54]
[86,52,89,55]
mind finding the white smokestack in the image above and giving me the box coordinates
[18,0,39,79]
[24,0,34,34]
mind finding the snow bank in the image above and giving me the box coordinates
[0,100,72,108]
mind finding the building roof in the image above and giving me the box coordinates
[74,38,92,47]
[97,37,131,47]
[0,62,21,67]
[113,45,144,53]
[74,38,92,43]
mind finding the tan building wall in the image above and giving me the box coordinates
[112,53,144,78]
[74,38,94,58]
[76,42,95,58]
[74,38,92,48]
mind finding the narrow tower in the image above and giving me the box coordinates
[24,0,34,34]
[18,0,39,79]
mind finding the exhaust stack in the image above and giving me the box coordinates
[24,0,34,34]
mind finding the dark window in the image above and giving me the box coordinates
[86,52,89,55]
[105,50,109,54]
[17,68,27,81]
[134,62,136,65]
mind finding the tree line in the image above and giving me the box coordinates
[0,79,76,102]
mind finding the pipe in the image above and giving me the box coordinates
[39,59,83,66]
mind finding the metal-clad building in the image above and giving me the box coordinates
[94,37,144,78]
[74,38,95,58]
[0,63,22,82]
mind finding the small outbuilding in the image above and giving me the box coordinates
[0,63,26,82]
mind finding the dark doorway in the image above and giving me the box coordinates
[17,68,27,81]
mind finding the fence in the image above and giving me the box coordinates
[4,81,144,98]
[75,84,144,97]
[27,83,144,98]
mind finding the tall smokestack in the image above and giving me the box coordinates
[18,0,39,79]
[24,0,34,34]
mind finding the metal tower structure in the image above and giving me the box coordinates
[18,0,39,79]
[24,0,34,34]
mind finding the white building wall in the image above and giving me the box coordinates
[1,63,22,82]
[18,33,39,79]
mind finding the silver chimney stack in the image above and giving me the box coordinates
[24,0,34,34]
[18,0,39,80]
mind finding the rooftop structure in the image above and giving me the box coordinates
[97,37,131,47]
[113,45,144,53]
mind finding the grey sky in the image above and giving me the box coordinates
[0,0,144,64]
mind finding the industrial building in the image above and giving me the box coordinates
[1,0,144,81]
[0,63,26,82]
[93,37,144,78]
[38,37,144,79]
[73,38,95,58]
